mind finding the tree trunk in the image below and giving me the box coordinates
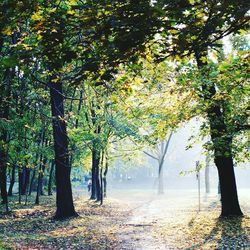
[95,159,101,202]
[20,168,26,195]
[49,80,77,219]
[21,166,30,195]
[195,50,242,217]
[0,69,11,211]
[0,148,8,207]
[215,156,242,216]
[90,154,97,200]
[25,169,30,205]
[99,152,105,205]
[8,164,16,196]
[90,148,101,200]
[48,160,55,196]
[18,167,22,204]
[103,154,108,198]
[40,163,46,196]
[158,158,164,195]
[100,166,103,205]
[35,162,43,205]
[218,181,221,194]
[29,169,36,195]
[158,133,172,195]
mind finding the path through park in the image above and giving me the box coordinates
[113,189,250,250]
[0,189,249,249]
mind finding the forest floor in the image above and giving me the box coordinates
[0,189,249,249]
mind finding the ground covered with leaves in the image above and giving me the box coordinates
[0,190,250,249]
[113,190,250,249]
[157,204,250,249]
[0,195,132,250]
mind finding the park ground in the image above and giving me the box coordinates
[0,189,249,250]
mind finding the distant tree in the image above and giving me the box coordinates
[144,133,172,194]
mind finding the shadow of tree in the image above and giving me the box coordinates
[213,216,249,249]
[185,215,249,249]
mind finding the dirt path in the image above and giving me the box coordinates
[112,189,250,250]
[118,198,167,250]
[112,190,200,249]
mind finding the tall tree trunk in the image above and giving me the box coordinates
[49,80,77,219]
[0,68,12,211]
[25,169,30,205]
[90,148,101,200]
[158,133,172,195]
[18,167,22,204]
[21,166,30,195]
[103,153,108,198]
[90,153,97,200]
[20,167,26,195]
[195,50,242,217]
[48,160,55,196]
[0,141,9,212]
[35,161,43,205]
[8,164,16,196]
[218,181,221,195]
[158,158,164,194]
[95,158,101,202]
[0,148,8,206]
[100,166,103,205]
[99,152,105,205]
[29,169,36,195]
[39,162,46,196]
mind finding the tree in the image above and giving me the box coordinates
[144,133,172,194]
[148,0,249,217]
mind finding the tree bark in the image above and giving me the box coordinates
[24,169,30,205]
[29,169,36,195]
[35,161,43,205]
[100,166,103,205]
[158,158,164,194]
[90,151,97,200]
[103,153,108,198]
[48,160,55,196]
[18,167,22,204]
[158,133,172,195]
[8,164,16,196]
[90,147,101,201]
[195,50,242,217]
[95,158,101,202]
[39,162,46,196]
[0,148,8,206]
[0,69,11,211]
[49,80,77,219]
[20,166,30,195]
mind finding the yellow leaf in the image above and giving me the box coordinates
[2,27,12,35]
[51,78,59,83]
[31,12,43,21]
[67,10,75,15]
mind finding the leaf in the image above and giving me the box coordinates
[1,56,19,67]
[2,27,12,35]
[31,12,43,21]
